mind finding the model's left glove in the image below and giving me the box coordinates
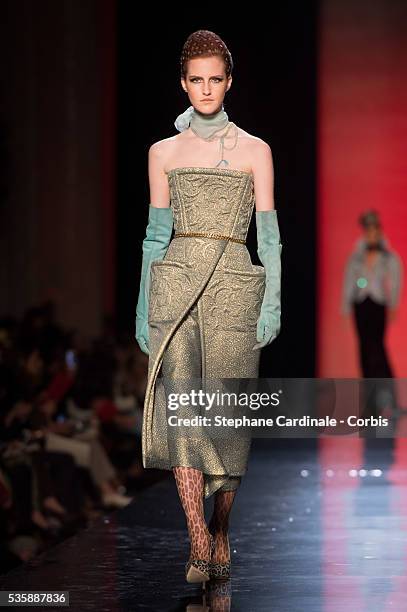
[252,210,282,350]
[135,205,174,355]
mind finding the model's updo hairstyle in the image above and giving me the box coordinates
[180,30,233,79]
[359,209,381,229]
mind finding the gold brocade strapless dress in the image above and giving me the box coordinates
[142,167,266,498]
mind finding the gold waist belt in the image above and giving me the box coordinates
[174,231,246,245]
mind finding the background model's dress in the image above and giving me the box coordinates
[142,166,266,498]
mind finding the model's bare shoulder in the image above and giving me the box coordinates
[235,126,268,144]
[149,136,178,156]
[243,132,272,152]
[235,127,272,158]
[149,135,183,167]
[247,136,273,169]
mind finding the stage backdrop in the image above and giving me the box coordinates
[317,0,407,378]
[0,0,115,336]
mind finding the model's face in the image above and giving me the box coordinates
[365,225,381,244]
[181,55,232,115]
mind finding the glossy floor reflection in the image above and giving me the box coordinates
[2,438,407,611]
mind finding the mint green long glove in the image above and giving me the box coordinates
[135,205,173,355]
[253,210,282,350]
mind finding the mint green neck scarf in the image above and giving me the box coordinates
[174,105,229,140]
[174,104,238,168]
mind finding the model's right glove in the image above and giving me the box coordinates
[135,205,173,355]
[252,210,282,350]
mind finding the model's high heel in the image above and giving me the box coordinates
[209,532,231,581]
[185,533,215,583]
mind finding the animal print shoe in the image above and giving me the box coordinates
[185,533,215,583]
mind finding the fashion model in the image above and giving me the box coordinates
[135,30,282,585]
[341,210,402,419]
[341,209,402,378]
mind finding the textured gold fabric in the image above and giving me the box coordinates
[142,167,266,498]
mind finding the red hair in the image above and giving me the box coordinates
[180,30,233,79]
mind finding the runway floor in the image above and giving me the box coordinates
[1,437,406,611]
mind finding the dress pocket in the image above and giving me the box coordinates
[202,266,266,332]
[148,260,194,324]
